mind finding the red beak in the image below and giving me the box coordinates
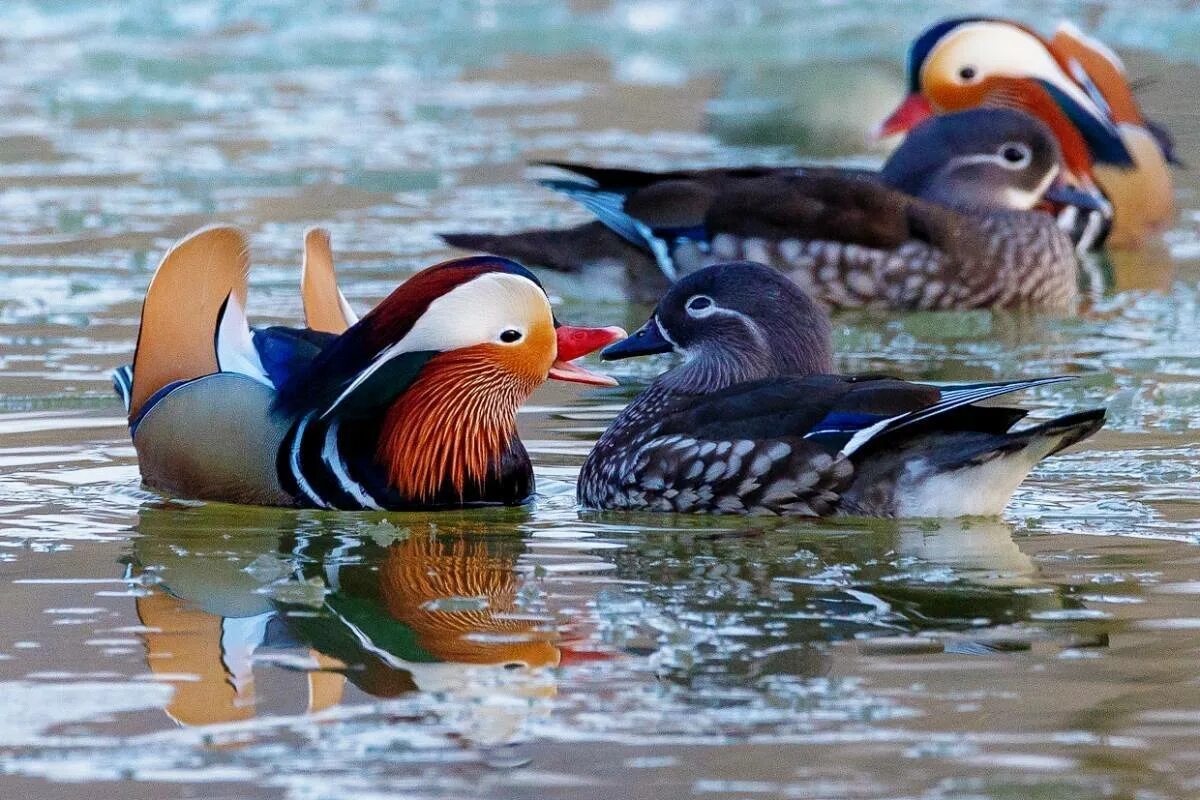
[549,325,626,386]
[873,93,935,140]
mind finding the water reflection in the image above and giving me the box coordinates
[130,506,617,743]
[125,505,1099,744]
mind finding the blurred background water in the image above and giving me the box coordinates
[2,1,1200,798]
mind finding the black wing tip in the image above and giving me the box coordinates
[440,231,495,250]
[1033,406,1106,457]
[530,159,589,174]
[939,375,1075,391]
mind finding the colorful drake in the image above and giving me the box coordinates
[578,262,1105,517]
[878,17,1176,249]
[443,109,1091,312]
[114,225,624,510]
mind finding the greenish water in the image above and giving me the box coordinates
[2,1,1200,798]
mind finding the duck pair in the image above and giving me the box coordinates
[443,17,1177,307]
[880,17,1177,250]
[117,230,1103,518]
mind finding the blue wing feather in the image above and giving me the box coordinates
[539,178,687,281]
[253,326,338,389]
[841,376,1073,455]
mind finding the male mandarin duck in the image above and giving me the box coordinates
[113,225,624,510]
[578,262,1105,517]
[877,16,1177,249]
[443,109,1095,311]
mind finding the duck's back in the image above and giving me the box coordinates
[132,373,295,506]
[578,377,928,515]
[670,193,1079,312]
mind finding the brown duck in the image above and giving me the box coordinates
[443,108,1099,311]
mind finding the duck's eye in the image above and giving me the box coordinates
[499,329,523,343]
[686,295,714,317]
[958,65,977,82]
[999,142,1031,168]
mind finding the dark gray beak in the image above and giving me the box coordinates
[602,317,673,360]
[1043,180,1109,214]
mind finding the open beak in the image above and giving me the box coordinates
[873,93,934,140]
[549,324,626,386]
[601,316,673,360]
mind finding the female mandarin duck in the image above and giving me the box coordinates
[578,262,1105,517]
[877,17,1177,249]
[444,109,1093,311]
[113,225,624,510]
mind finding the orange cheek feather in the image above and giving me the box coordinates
[923,71,991,112]
[493,319,556,385]
[376,347,531,502]
[376,322,556,503]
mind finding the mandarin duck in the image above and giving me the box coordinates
[113,226,623,510]
[878,17,1177,249]
[443,109,1094,311]
[577,262,1105,517]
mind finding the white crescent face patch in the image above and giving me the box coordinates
[393,271,553,353]
[927,22,1104,120]
[323,271,554,417]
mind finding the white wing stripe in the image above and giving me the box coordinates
[321,420,383,510]
[289,414,332,509]
[839,377,1072,456]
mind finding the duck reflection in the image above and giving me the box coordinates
[130,506,613,740]
[892,518,1036,585]
[129,506,1097,733]
[579,513,1091,681]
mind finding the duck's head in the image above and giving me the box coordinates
[289,256,622,415]
[602,261,833,393]
[881,107,1094,213]
[279,256,624,501]
[877,17,1133,176]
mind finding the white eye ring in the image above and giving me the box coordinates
[685,294,716,318]
[997,142,1032,170]
[956,65,979,84]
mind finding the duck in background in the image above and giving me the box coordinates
[578,262,1105,517]
[112,226,624,510]
[444,109,1095,311]
[877,17,1178,250]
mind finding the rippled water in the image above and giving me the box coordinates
[2,1,1200,798]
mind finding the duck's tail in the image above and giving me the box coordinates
[126,225,253,421]
[440,221,642,274]
[873,408,1105,518]
[1022,408,1107,457]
